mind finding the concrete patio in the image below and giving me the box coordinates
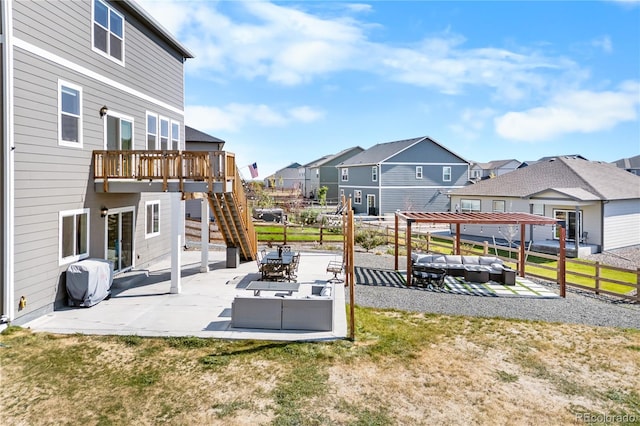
[24,249,348,341]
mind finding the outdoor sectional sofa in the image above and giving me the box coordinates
[231,284,334,331]
[412,254,516,285]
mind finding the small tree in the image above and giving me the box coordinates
[355,229,386,252]
[318,186,328,207]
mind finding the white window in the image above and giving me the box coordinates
[443,166,452,182]
[416,166,423,179]
[340,189,345,198]
[460,199,481,212]
[372,166,378,182]
[105,112,133,150]
[93,0,124,63]
[160,117,170,150]
[171,121,181,150]
[146,113,158,150]
[145,201,160,238]
[471,170,481,179]
[58,81,82,147]
[532,204,544,216]
[59,209,89,264]
[341,168,349,182]
[492,200,505,212]
[354,190,362,204]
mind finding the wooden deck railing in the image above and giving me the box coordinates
[93,150,235,192]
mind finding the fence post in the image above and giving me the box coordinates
[595,262,600,295]
[320,227,324,246]
[426,232,430,252]
[483,241,488,255]
[283,224,287,244]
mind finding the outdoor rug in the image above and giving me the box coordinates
[354,267,559,298]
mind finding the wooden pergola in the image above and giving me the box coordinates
[394,212,567,297]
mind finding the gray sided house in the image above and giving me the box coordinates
[337,136,469,215]
[612,154,640,176]
[301,154,331,199]
[306,146,364,203]
[264,163,303,191]
[449,157,640,254]
[469,159,521,182]
[184,126,225,219]
[1,0,193,325]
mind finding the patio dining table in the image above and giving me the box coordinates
[259,251,296,281]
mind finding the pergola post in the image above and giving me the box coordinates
[559,226,566,298]
[394,212,399,271]
[406,219,412,286]
[519,223,526,277]
[455,223,461,254]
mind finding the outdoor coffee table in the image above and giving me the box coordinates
[464,266,490,283]
[246,281,300,296]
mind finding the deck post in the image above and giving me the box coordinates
[200,198,209,273]
[170,194,182,294]
[406,219,412,286]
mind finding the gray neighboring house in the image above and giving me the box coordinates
[469,159,521,182]
[612,154,640,176]
[264,163,303,191]
[337,136,469,215]
[305,146,364,203]
[301,154,331,199]
[184,126,225,219]
[449,157,640,254]
[1,0,193,325]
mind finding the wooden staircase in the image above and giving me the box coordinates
[208,168,257,261]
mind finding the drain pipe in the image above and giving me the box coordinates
[2,0,16,322]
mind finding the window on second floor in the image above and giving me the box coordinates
[354,190,362,204]
[171,121,181,150]
[372,166,378,182]
[59,81,82,148]
[145,201,160,237]
[341,168,349,181]
[460,199,481,212]
[443,166,452,182]
[416,166,423,179]
[160,117,170,150]
[93,0,124,63]
[492,200,505,212]
[146,113,157,150]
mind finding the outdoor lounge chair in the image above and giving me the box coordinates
[412,265,447,289]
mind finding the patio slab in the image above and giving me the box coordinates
[23,249,348,341]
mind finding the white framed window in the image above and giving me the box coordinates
[316,169,319,177]
[171,121,181,150]
[58,81,83,148]
[160,117,170,150]
[93,0,124,64]
[416,166,423,179]
[340,189,345,198]
[492,200,505,212]
[372,166,378,182]
[460,199,481,212]
[471,170,481,179]
[145,200,160,238]
[341,168,349,182]
[532,204,544,216]
[146,113,158,150]
[443,166,452,182]
[145,201,160,238]
[59,208,89,265]
[105,111,133,150]
[354,190,362,204]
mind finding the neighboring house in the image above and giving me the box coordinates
[449,157,640,253]
[306,146,364,203]
[519,154,588,169]
[301,154,332,199]
[612,154,640,176]
[337,136,469,215]
[184,126,225,219]
[469,159,521,182]
[264,163,303,191]
[1,0,194,325]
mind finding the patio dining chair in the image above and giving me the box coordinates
[263,257,286,281]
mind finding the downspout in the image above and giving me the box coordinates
[2,0,15,323]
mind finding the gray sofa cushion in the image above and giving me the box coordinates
[462,256,480,265]
[479,256,500,266]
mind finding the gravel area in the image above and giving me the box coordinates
[351,251,640,329]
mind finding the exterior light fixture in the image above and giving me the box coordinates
[99,105,108,118]
[100,206,108,217]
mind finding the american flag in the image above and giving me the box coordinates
[248,162,259,178]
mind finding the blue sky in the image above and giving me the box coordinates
[139,0,640,179]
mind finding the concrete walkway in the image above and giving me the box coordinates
[24,249,348,341]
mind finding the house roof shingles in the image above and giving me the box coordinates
[451,157,640,201]
[185,126,225,144]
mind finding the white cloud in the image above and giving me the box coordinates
[592,36,613,54]
[185,103,324,133]
[450,108,496,140]
[494,81,640,141]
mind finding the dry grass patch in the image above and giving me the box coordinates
[1,309,639,425]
